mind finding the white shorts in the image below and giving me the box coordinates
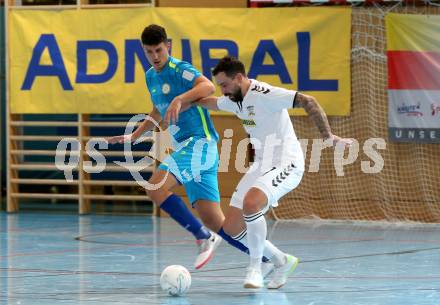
[230,159,304,214]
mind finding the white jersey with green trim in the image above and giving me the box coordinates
[217,79,304,168]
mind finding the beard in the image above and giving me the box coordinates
[226,86,244,103]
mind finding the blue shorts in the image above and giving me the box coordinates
[158,137,220,205]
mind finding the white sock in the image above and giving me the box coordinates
[244,211,267,270]
[264,240,286,267]
[232,229,285,265]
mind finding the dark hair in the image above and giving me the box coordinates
[141,24,167,45]
[212,56,246,78]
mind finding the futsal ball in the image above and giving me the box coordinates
[160,265,191,296]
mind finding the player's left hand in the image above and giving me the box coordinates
[164,97,182,127]
[327,134,353,148]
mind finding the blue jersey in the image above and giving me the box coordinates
[145,57,219,145]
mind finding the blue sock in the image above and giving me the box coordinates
[217,228,269,262]
[160,194,211,240]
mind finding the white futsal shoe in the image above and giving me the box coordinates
[243,267,263,289]
[194,232,222,269]
[267,254,299,289]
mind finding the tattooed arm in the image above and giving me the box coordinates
[295,93,331,138]
[295,92,351,147]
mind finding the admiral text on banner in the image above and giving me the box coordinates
[10,7,350,114]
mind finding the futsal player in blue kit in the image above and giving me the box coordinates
[108,24,275,271]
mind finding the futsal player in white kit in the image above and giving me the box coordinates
[165,56,352,289]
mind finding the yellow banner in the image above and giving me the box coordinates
[386,13,440,52]
[10,7,351,115]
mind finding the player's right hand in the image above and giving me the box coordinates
[164,98,183,127]
[107,134,133,144]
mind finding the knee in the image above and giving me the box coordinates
[243,194,263,215]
